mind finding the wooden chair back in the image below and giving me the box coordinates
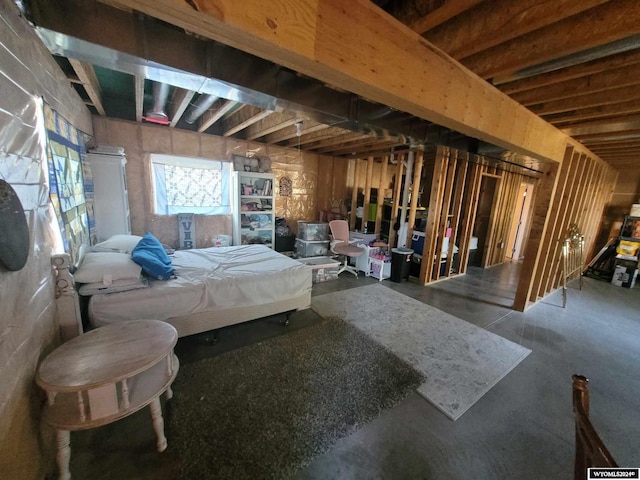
[572,374,617,480]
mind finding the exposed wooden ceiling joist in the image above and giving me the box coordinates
[409,0,483,35]
[321,137,396,156]
[545,99,640,125]
[530,85,640,116]
[197,99,237,133]
[305,132,373,151]
[245,114,302,141]
[68,58,106,115]
[265,122,329,145]
[133,75,144,122]
[223,110,274,137]
[424,0,608,61]
[512,64,640,107]
[99,0,567,162]
[497,48,640,94]
[463,0,640,80]
[168,88,195,128]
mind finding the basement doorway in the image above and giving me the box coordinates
[506,183,534,263]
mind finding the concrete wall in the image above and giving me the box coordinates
[0,1,92,478]
[91,117,327,245]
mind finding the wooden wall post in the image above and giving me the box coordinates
[389,153,404,248]
[406,150,424,247]
[363,155,374,231]
[375,155,389,235]
[349,158,361,230]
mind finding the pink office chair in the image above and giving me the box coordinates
[329,220,366,278]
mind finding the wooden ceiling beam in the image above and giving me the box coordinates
[283,126,347,147]
[168,88,195,127]
[529,85,640,116]
[562,116,640,136]
[322,137,394,156]
[588,142,640,152]
[133,74,144,122]
[245,114,302,140]
[266,122,328,144]
[584,141,640,151]
[68,59,106,115]
[512,64,640,106]
[583,141,640,151]
[463,0,640,79]
[224,109,273,137]
[314,136,383,154]
[342,142,407,159]
[410,0,484,35]
[497,48,640,94]
[575,129,640,143]
[544,99,640,125]
[425,0,608,60]
[306,132,373,151]
[198,99,238,133]
[102,0,567,163]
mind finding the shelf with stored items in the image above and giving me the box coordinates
[611,215,640,288]
[620,215,640,242]
[232,171,275,248]
[380,201,427,241]
[354,244,391,281]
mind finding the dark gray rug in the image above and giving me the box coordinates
[168,317,424,479]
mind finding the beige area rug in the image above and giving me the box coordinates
[311,284,531,420]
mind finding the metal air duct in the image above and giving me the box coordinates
[185,94,219,124]
[145,81,170,123]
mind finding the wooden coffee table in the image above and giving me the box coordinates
[36,320,179,480]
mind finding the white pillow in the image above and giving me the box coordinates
[74,252,142,284]
[78,276,149,296]
[92,235,143,253]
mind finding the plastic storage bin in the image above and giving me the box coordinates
[297,221,329,241]
[295,238,330,257]
[297,256,340,283]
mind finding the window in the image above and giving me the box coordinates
[151,154,231,215]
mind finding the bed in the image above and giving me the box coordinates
[55,241,312,338]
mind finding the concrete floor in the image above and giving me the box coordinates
[68,264,640,479]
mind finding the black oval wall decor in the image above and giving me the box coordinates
[0,179,30,271]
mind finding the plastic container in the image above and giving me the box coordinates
[295,238,329,257]
[297,221,330,241]
[391,247,413,282]
[297,256,340,283]
[411,231,424,253]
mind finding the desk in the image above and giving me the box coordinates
[36,320,178,480]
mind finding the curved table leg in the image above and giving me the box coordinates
[149,398,167,452]
[56,430,71,480]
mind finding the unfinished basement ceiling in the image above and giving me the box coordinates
[25,0,640,173]
[383,0,640,171]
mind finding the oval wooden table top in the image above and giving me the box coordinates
[36,320,178,392]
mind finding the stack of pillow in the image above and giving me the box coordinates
[74,232,175,295]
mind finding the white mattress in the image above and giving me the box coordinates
[89,245,311,326]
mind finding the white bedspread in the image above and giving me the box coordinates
[89,245,311,325]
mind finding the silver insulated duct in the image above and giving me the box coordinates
[145,81,170,123]
[185,94,219,124]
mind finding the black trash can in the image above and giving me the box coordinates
[391,247,414,282]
